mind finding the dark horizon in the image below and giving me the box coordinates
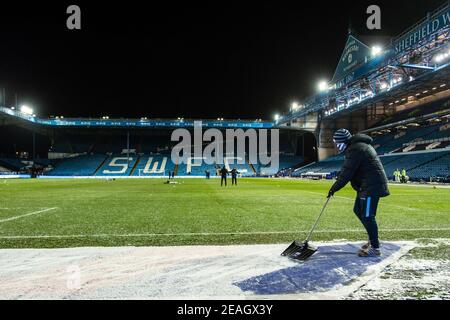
[0,1,446,120]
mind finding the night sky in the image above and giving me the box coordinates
[0,1,445,120]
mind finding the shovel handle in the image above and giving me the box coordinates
[305,196,332,242]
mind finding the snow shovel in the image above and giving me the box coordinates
[281,195,332,261]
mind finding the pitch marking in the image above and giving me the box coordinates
[0,208,58,224]
[0,227,449,239]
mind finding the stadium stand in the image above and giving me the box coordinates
[0,165,11,174]
[44,151,303,177]
[372,123,445,154]
[293,150,450,182]
[293,159,343,177]
[0,158,29,171]
[39,129,305,177]
[92,138,129,154]
[95,155,138,176]
[407,152,450,181]
[254,154,304,176]
[291,107,450,182]
[382,152,447,179]
[48,154,107,176]
[279,155,304,170]
[133,155,175,176]
[373,97,450,127]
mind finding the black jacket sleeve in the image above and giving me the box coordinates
[330,148,362,194]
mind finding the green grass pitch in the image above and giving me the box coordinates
[0,178,449,248]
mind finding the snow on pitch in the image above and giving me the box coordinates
[0,241,414,299]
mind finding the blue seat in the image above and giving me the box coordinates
[47,155,107,176]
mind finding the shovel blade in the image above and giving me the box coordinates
[281,240,303,256]
[289,242,318,261]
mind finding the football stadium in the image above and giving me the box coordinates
[0,2,449,302]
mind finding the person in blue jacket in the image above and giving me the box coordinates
[328,129,390,257]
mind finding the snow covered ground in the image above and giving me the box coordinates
[0,240,447,300]
[350,239,450,300]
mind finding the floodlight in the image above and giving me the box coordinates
[20,105,33,115]
[317,81,329,92]
[371,46,383,57]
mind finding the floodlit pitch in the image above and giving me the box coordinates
[0,178,448,248]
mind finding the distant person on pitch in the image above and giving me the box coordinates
[328,129,390,257]
[220,166,228,187]
[401,168,407,183]
[231,168,239,185]
[393,169,401,183]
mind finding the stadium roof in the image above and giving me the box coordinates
[0,107,276,129]
[278,1,450,124]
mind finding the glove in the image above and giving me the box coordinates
[327,190,334,198]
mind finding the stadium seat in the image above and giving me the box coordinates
[133,155,175,177]
[46,154,107,176]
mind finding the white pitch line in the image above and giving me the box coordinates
[0,227,449,239]
[0,207,58,224]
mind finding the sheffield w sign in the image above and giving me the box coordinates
[393,4,450,54]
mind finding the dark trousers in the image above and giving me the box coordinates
[232,177,237,185]
[353,196,380,249]
[221,177,227,186]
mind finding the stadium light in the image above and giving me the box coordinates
[434,53,448,63]
[20,105,34,115]
[380,82,389,90]
[317,81,329,92]
[371,45,383,57]
[391,76,403,86]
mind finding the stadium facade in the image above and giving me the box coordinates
[0,1,449,181]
